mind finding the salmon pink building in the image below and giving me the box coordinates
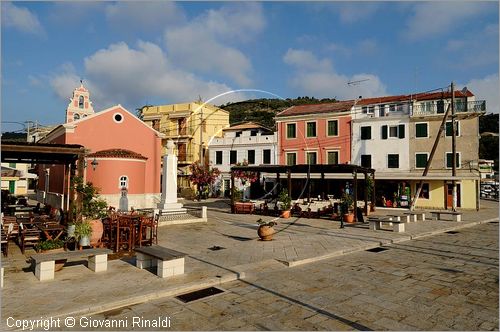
[38,84,163,209]
[275,101,354,166]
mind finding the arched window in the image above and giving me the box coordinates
[73,113,80,121]
[119,176,128,189]
[79,95,84,108]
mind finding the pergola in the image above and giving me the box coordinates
[230,164,376,222]
[1,141,87,222]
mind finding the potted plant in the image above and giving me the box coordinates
[256,218,276,241]
[74,221,93,247]
[35,239,66,271]
[72,177,108,247]
[278,189,292,218]
[340,192,355,223]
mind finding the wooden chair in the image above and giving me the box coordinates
[136,215,158,247]
[115,216,135,253]
[19,225,41,254]
[1,227,8,257]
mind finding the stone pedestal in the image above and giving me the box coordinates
[158,140,185,213]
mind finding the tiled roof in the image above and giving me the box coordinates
[223,121,272,132]
[357,90,474,106]
[276,100,355,117]
[88,149,147,160]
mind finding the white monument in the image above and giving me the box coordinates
[157,140,185,212]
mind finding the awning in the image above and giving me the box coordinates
[1,166,22,178]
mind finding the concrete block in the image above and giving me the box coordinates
[157,266,174,278]
[369,221,381,230]
[90,254,108,264]
[89,260,107,273]
[393,223,405,233]
[35,261,55,281]
[136,253,153,269]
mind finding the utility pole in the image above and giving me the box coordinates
[199,107,204,168]
[451,82,457,211]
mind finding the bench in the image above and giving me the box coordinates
[30,248,111,281]
[387,214,411,223]
[233,202,254,214]
[135,245,187,278]
[403,211,426,222]
[368,216,406,233]
[430,211,462,222]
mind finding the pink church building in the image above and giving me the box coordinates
[38,84,163,209]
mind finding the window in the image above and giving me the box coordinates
[215,151,223,165]
[446,152,460,168]
[248,150,255,164]
[382,125,405,139]
[286,123,296,139]
[389,104,396,112]
[8,163,16,168]
[416,183,430,199]
[113,113,123,123]
[250,130,257,137]
[422,102,432,113]
[73,113,80,121]
[152,119,160,131]
[415,123,428,138]
[415,153,428,168]
[437,100,445,114]
[119,176,128,189]
[230,150,237,164]
[360,126,371,140]
[362,106,368,114]
[388,154,399,168]
[379,104,386,117]
[327,120,338,136]
[306,122,316,138]
[361,155,372,168]
[263,149,271,164]
[286,153,297,166]
[327,151,339,164]
[78,95,84,108]
[445,121,460,137]
[306,151,317,165]
[361,154,372,168]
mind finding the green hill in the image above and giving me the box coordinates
[219,96,338,129]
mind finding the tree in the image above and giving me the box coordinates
[188,162,221,200]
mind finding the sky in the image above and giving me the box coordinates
[1,1,499,133]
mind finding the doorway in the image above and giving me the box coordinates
[446,183,461,209]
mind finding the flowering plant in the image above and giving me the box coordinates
[233,160,259,184]
[188,162,221,186]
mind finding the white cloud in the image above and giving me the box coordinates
[464,74,500,114]
[284,49,387,100]
[105,2,186,32]
[164,3,265,86]
[404,2,493,41]
[1,2,45,36]
[50,41,246,110]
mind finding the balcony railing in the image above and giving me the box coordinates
[412,100,486,117]
[177,153,195,163]
[160,127,194,137]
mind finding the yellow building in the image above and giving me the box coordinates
[141,102,230,190]
[1,162,35,195]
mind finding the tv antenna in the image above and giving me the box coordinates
[347,78,370,86]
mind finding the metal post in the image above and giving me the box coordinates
[364,172,368,215]
[353,171,358,223]
[230,171,235,213]
[451,82,457,211]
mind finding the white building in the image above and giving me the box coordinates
[208,122,277,198]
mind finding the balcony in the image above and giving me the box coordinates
[161,127,194,138]
[412,100,486,117]
[177,153,195,164]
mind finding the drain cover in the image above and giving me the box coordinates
[176,287,224,303]
[490,221,499,224]
[366,247,389,253]
[208,246,226,251]
[445,231,460,234]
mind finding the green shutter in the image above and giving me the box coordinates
[398,124,405,139]
[381,125,388,139]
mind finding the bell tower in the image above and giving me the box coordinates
[65,81,95,123]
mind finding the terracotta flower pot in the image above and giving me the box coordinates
[89,219,104,248]
[280,210,291,218]
[343,213,354,223]
[257,225,275,241]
